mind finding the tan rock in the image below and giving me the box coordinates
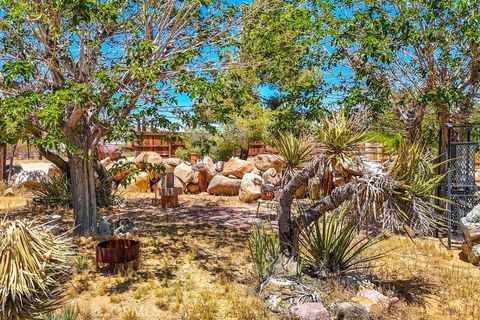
[123,172,150,193]
[134,151,163,169]
[2,187,14,197]
[222,157,254,178]
[106,159,136,182]
[174,163,194,185]
[203,156,216,181]
[207,175,242,195]
[187,183,200,194]
[262,168,280,186]
[352,289,399,313]
[254,154,284,172]
[47,164,62,178]
[239,173,263,203]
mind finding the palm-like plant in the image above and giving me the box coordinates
[317,110,368,195]
[0,220,73,319]
[271,132,315,186]
[351,140,446,234]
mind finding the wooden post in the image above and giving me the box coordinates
[0,145,5,181]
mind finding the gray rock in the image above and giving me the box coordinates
[4,163,23,180]
[215,161,224,172]
[98,217,112,235]
[335,302,369,320]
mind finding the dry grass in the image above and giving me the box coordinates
[2,193,480,319]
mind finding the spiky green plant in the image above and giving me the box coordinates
[33,174,120,208]
[350,140,447,235]
[299,206,385,276]
[42,305,79,320]
[317,110,368,195]
[271,132,315,186]
[248,223,280,279]
[0,220,73,319]
[33,174,72,205]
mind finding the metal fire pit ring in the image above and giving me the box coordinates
[95,239,140,271]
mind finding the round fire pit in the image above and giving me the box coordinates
[95,239,140,271]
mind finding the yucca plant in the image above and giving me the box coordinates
[248,223,280,279]
[33,174,120,208]
[351,140,447,235]
[271,132,315,186]
[42,306,79,320]
[317,110,368,195]
[0,220,73,319]
[33,174,72,206]
[299,206,385,276]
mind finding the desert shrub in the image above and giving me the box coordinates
[248,223,279,279]
[0,220,73,319]
[299,206,385,276]
[175,147,191,161]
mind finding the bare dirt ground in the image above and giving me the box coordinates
[2,192,480,319]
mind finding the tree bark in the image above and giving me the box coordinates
[7,144,17,183]
[277,155,358,256]
[69,154,98,235]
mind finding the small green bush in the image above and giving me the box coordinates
[175,147,191,161]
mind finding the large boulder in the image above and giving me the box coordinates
[47,164,62,178]
[289,302,330,320]
[239,173,263,203]
[4,163,23,180]
[134,151,163,169]
[187,183,200,194]
[14,170,48,189]
[106,159,136,182]
[262,168,281,186]
[174,163,194,185]
[203,156,216,182]
[123,172,150,193]
[222,157,254,178]
[165,157,182,167]
[207,175,242,195]
[254,154,284,172]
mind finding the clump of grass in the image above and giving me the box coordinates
[73,255,89,274]
[248,222,279,279]
[182,290,219,320]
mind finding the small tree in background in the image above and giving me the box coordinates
[0,0,247,234]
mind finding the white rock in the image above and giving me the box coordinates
[239,173,262,203]
[174,163,194,185]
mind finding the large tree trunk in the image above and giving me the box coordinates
[69,153,98,235]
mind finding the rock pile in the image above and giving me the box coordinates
[460,203,480,264]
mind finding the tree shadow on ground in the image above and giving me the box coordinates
[375,277,437,306]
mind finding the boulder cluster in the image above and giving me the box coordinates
[103,152,284,202]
